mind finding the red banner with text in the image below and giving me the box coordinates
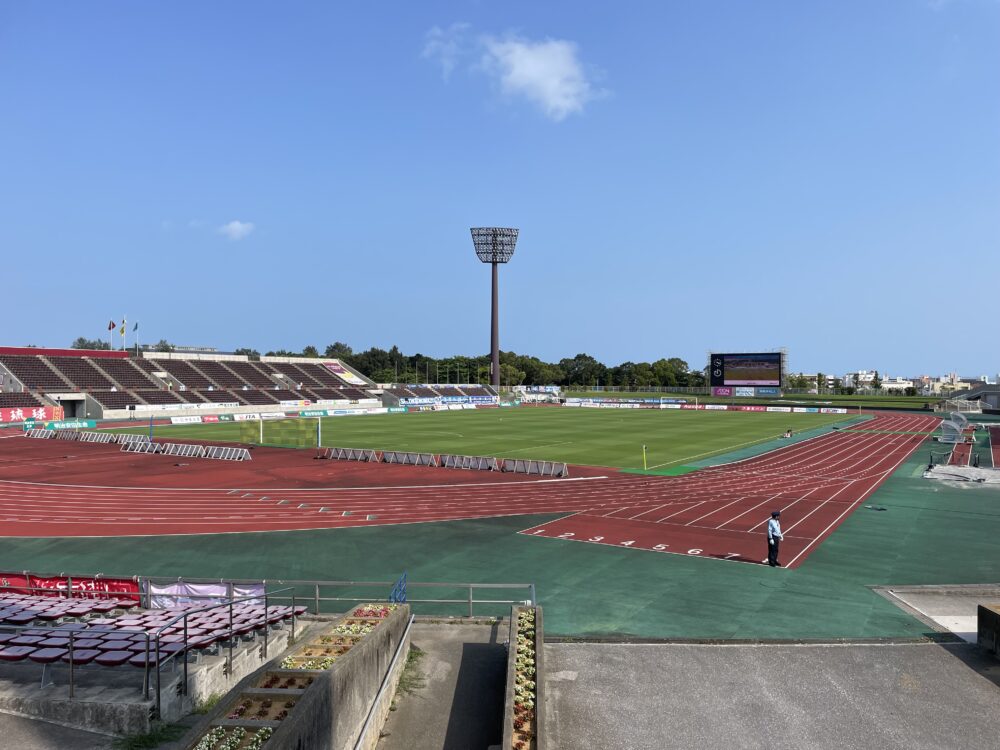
[1,406,64,424]
[0,572,140,601]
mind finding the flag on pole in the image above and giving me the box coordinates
[108,320,115,331]
[133,322,138,332]
[119,319,126,336]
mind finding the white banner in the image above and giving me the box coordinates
[705,404,728,410]
[234,413,261,421]
[661,404,682,409]
[148,581,265,610]
[260,412,287,420]
[170,415,203,424]
[820,408,849,414]
[766,406,792,412]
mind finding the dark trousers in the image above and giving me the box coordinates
[767,539,780,566]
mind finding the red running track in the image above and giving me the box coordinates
[0,414,937,568]
[520,413,939,568]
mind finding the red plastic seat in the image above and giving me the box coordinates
[70,638,104,649]
[28,648,68,664]
[94,650,132,666]
[10,635,45,646]
[98,640,133,651]
[62,648,101,665]
[38,637,70,648]
[0,646,36,661]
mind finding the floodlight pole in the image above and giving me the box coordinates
[491,260,500,388]
[471,227,519,390]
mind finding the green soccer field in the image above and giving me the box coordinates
[111,407,853,470]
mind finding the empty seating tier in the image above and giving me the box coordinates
[0,355,70,390]
[153,359,216,389]
[234,390,278,405]
[0,392,44,409]
[222,361,279,388]
[94,358,161,389]
[265,362,323,387]
[267,389,307,402]
[47,357,115,389]
[192,390,245,404]
[190,361,249,388]
[462,385,493,397]
[408,386,438,398]
[172,390,206,403]
[90,391,143,409]
[338,388,371,400]
[133,390,184,405]
[297,362,352,387]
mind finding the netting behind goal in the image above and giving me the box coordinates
[238,418,319,448]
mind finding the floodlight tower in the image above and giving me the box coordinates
[470,227,518,389]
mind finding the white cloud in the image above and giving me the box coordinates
[422,22,471,80]
[218,220,255,241]
[422,25,605,121]
[481,35,602,121]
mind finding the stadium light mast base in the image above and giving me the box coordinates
[471,227,518,389]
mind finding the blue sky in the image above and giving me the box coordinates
[1,1,997,376]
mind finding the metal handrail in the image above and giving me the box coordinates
[0,574,537,621]
[143,586,297,718]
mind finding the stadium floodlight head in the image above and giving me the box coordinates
[470,227,519,389]
[471,227,518,264]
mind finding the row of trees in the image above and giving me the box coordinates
[230,342,705,388]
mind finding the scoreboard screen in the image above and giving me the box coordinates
[709,353,782,387]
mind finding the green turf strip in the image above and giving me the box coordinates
[108,407,852,471]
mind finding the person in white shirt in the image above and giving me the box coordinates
[767,510,784,567]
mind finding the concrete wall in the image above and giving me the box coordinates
[266,605,411,750]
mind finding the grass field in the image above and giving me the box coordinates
[111,407,852,469]
[564,391,937,411]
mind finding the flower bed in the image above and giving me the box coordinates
[317,634,361,645]
[192,725,273,750]
[256,673,313,690]
[279,655,337,671]
[298,644,351,658]
[512,609,537,750]
[226,694,298,722]
[329,619,376,636]
[351,603,398,619]
[502,605,544,750]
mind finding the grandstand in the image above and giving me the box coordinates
[0,345,502,423]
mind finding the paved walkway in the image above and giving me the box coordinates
[544,641,1000,749]
[0,712,112,750]
[378,622,507,750]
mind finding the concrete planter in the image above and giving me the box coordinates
[501,605,545,750]
[184,605,410,750]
